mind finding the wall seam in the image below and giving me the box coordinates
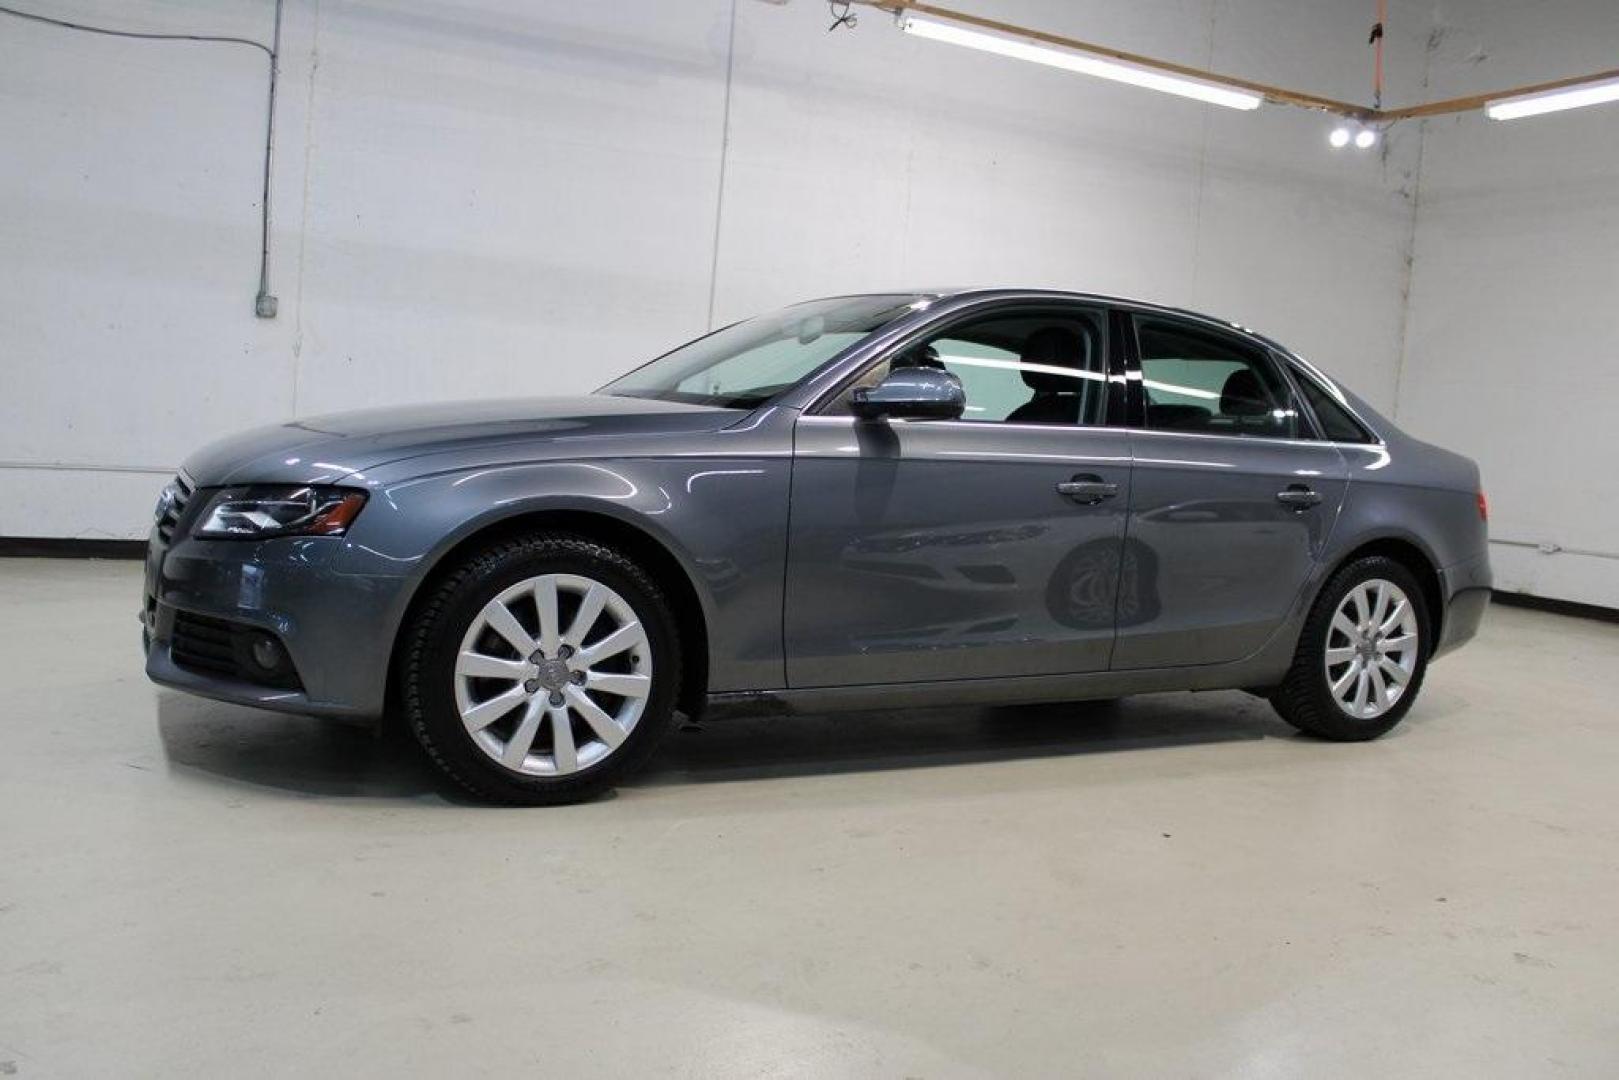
[1390,17,1442,421]
[704,0,739,330]
[1187,0,1220,304]
[290,0,322,418]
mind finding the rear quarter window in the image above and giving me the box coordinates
[1293,368,1374,443]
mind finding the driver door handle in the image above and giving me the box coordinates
[1056,475,1118,505]
[1276,484,1323,510]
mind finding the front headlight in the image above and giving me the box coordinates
[193,485,367,540]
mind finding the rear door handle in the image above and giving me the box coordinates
[1057,475,1119,505]
[1276,484,1323,510]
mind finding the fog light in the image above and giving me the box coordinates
[249,633,287,674]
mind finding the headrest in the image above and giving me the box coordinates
[1220,368,1270,417]
[893,344,944,371]
[1020,326,1091,393]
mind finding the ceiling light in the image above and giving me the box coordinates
[1328,122,1378,150]
[899,13,1263,111]
[1486,74,1619,120]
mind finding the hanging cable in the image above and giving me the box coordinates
[256,0,283,317]
[0,4,270,54]
[0,3,283,317]
[1368,0,1386,111]
[827,2,857,32]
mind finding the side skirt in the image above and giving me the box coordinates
[702,657,1291,720]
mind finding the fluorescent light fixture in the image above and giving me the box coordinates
[1486,74,1619,120]
[900,14,1263,111]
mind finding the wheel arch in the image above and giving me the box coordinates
[1317,534,1445,652]
[385,506,712,720]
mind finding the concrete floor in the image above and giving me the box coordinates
[1,558,1617,1078]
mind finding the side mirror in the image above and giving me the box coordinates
[850,367,966,421]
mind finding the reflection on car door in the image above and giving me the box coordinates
[1114,315,1349,668]
[783,304,1131,688]
[786,420,1133,686]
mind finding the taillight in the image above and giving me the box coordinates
[1476,490,1488,522]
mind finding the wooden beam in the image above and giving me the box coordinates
[856,0,1619,126]
[1378,67,1619,120]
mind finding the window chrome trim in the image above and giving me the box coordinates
[801,397,1383,452]
[798,413,1375,452]
[794,413,1133,438]
[1118,426,1374,450]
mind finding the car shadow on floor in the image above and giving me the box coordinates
[631,692,1293,788]
[155,691,450,801]
[155,688,1296,801]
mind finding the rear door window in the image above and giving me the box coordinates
[1134,316,1306,439]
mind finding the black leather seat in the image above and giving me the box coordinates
[1007,326,1095,424]
[1218,368,1276,431]
[1146,403,1212,430]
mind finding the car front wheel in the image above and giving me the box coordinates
[1270,555,1430,741]
[401,533,682,804]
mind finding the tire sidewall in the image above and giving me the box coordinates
[1289,555,1431,740]
[406,536,681,804]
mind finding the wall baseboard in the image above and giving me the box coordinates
[0,537,146,559]
[1490,590,1618,625]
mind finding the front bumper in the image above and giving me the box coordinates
[141,529,406,720]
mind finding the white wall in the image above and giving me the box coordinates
[1398,1,1619,609]
[5,0,1427,540]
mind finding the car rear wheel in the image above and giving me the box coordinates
[401,533,681,804]
[1270,555,1430,741]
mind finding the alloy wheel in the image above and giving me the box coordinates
[1323,577,1420,720]
[453,573,652,776]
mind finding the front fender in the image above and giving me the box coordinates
[333,457,791,695]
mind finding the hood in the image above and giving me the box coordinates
[181,394,737,486]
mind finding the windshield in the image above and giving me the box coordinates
[600,295,926,408]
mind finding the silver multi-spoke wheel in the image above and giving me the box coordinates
[453,573,652,776]
[1324,577,1420,720]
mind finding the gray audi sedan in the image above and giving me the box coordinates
[143,289,1490,804]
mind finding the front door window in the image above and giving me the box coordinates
[834,308,1110,426]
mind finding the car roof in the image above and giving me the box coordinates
[827,287,1293,357]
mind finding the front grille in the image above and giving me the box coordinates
[170,610,303,690]
[155,474,194,544]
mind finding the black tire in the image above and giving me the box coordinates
[401,533,682,805]
[1270,555,1430,741]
